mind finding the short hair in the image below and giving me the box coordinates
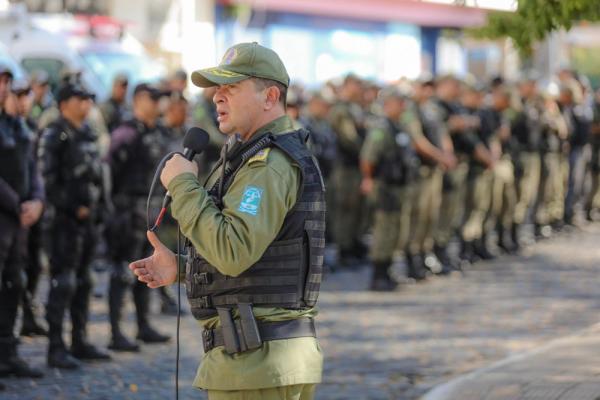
[251,77,287,110]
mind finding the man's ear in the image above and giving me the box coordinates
[263,86,280,111]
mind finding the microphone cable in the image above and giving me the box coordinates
[145,150,183,400]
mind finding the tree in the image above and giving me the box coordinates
[471,0,600,56]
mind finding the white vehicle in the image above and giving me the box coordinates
[1,6,165,101]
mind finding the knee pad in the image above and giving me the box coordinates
[110,262,134,286]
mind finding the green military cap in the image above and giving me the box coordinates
[191,42,290,88]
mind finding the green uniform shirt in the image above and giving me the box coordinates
[168,115,323,391]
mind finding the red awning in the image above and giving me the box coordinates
[219,0,489,28]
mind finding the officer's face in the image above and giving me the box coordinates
[61,96,89,122]
[383,97,404,119]
[213,79,266,136]
[134,92,160,121]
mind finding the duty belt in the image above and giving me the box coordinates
[202,306,316,355]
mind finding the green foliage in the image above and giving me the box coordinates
[470,0,600,56]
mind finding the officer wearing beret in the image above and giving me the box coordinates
[130,42,325,400]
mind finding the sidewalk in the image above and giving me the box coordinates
[423,322,600,400]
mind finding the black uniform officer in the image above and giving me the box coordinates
[0,66,45,380]
[106,83,171,351]
[39,82,111,369]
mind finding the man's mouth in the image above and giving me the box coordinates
[217,110,228,122]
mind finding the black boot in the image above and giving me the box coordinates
[510,224,521,250]
[369,261,397,291]
[109,263,137,350]
[459,240,478,264]
[0,381,5,390]
[473,235,495,260]
[0,338,44,378]
[108,332,140,352]
[133,281,171,344]
[71,341,111,361]
[48,345,79,370]
[434,245,461,272]
[137,325,171,344]
[20,298,47,337]
[406,253,427,281]
[496,225,516,254]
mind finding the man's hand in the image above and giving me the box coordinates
[160,154,199,189]
[20,200,43,228]
[129,231,177,289]
[360,177,374,195]
[76,206,90,220]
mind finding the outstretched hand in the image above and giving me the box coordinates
[129,231,178,289]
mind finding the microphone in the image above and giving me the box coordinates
[152,127,210,230]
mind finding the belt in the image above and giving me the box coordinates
[202,317,317,354]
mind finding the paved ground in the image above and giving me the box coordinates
[2,223,600,400]
[423,322,600,400]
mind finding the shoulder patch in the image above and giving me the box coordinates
[247,147,271,164]
[238,186,263,216]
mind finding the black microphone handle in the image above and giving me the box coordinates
[161,148,200,209]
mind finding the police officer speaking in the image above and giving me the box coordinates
[129,42,325,399]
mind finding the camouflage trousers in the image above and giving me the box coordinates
[535,152,565,225]
[488,157,517,231]
[330,165,365,252]
[369,182,413,263]
[514,152,541,225]
[435,162,469,247]
[462,168,493,242]
[406,165,443,254]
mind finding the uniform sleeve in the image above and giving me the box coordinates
[329,106,362,155]
[360,128,386,165]
[38,130,74,215]
[168,153,300,277]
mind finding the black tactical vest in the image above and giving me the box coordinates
[186,130,326,320]
[112,119,168,197]
[373,118,418,186]
[0,113,32,200]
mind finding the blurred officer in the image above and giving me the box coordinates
[168,69,188,94]
[100,73,130,133]
[39,82,110,369]
[585,88,600,220]
[0,66,44,379]
[561,82,593,226]
[534,93,569,231]
[512,77,543,242]
[433,76,481,265]
[360,88,418,290]
[130,42,324,399]
[300,92,337,246]
[407,79,456,277]
[329,74,368,266]
[460,84,495,261]
[27,70,52,130]
[106,83,171,351]
[9,81,48,337]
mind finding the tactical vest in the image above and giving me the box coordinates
[415,102,444,167]
[186,130,326,320]
[43,118,103,210]
[0,113,32,201]
[112,119,168,197]
[373,118,418,186]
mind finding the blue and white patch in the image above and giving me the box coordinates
[238,186,263,216]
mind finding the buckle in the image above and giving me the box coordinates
[199,296,212,308]
[193,272,211,284]
[202,329,214,353]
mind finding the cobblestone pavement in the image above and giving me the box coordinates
[423,322,600,400]
[2,223,600,400]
